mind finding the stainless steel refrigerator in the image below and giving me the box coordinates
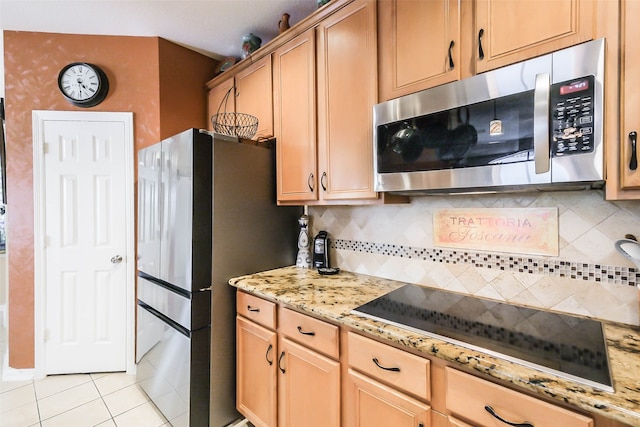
[136,128,298,426]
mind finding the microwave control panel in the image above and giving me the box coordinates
[550,75,595,157]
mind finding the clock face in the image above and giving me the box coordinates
[58,62,109,107]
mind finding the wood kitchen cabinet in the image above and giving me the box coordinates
[473,0,595,74]
[207,77,234,132]
[207,55,273,140]
[446,367,593,427]
[345,332,431,427]
[273,28,318,203]
[619,0,640,190]
[236,293,278,427]
[275,0,381,204]
[377,0,460,101]
[278,308,341,427]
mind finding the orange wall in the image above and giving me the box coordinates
[3,31,217,368]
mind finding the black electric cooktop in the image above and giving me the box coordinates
[352,284,612,391]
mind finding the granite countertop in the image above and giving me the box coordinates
[229,266,640,426]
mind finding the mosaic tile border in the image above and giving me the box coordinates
[331,239,640,287]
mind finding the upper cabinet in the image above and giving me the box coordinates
[619,0,640,190]
[273,29,318,203]
[207,55,273,140]
[378,0,460,101]
[473,0,594,73]
[316,0,378,201]
[275,0,381,204]
[236,55,274,140]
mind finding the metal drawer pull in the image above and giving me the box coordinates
[320,171,327,191]
[247,306,260,312]
[372,358,400,372]
[265,344,273,366]
[484,405,534,427]
[297,326,315,336]
[630,131,637,170]
[278,351,286,374]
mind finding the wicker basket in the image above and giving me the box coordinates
[211,112,258,139]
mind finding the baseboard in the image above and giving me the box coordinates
[1,352,35,382]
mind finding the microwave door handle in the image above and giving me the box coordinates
[533,73,551,174]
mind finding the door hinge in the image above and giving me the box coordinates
[43,142,49,154]
[44,329,50,342]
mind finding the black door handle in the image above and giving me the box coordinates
[630,131,637,170]
[265,344,273,366]
[484,405,534,427]
[448,40,455,70]
[478,28,485,60]
[278,351,286,374]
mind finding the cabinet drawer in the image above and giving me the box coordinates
[446,368,593,427]
[279,308,339,359]
[236,291,276,330]
[347,332,430,401]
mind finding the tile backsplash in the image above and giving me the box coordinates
[309,190,640,325]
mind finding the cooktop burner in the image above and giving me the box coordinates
[351,284,612,391]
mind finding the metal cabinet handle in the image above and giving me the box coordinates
[320,171,327,191]
[307,173,315,192]
[265,344,273,366]
[110,255,123,264]
[448,40,455,70]
[247,306,260,312]
[297,326,316,336]
[630,131,638,170]
[478,28,485,60]
[372,357,400,372]
[484,405,534,427]
[278,351,286,374]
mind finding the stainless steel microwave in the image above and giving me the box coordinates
[373,38,605,194]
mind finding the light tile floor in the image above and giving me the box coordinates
[0,319,169,427]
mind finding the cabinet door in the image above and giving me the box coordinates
[208,77,235,132]
[317,0,378,201]
[278,337,340,427]
[446,367,593,427]
[236,55,274,140]
[347,369,431,427]
[236,316,277,427]
[474,0,594,73]
[273,29,318,202]
[378,0,460,101]
[620,0,640,189]
[447,416,473,427]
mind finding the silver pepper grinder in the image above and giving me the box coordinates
[296,208,312,268]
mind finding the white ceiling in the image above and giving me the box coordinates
[0,0,320,59]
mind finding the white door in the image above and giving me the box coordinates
[33,111,135,375]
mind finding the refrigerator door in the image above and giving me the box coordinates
[137,142,162,277]
[160,129,213,292]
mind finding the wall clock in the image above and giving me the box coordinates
[57,62,109,107]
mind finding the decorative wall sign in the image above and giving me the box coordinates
[433,208,559,256]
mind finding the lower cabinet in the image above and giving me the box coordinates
[236,316,277,427]
[236,292,278,427]
[346,331,432,427]
[348,369,430,427]
[278,337,341,427]
[236,291,608,427]
[445,368,594,427]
